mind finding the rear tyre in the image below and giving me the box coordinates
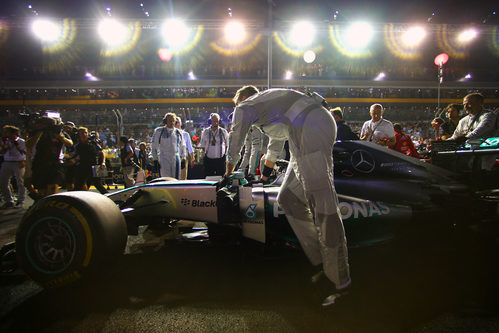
[16,191,127,288]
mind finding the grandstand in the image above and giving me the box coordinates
[0,1,498,144]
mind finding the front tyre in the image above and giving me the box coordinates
[16,191,127,288]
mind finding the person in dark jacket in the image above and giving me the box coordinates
[330,107,359,141]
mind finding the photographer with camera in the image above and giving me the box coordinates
[0,125,26,208]
[67,127,106,192]
[25,114,73,199]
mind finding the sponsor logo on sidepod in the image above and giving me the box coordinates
[180,198,216,207]
[273,201,391,220]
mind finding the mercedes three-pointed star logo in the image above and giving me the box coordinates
[350,149,376,173]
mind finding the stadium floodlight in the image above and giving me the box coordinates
[458,28,478,43]
[85,72,99,81]
[374,72,386,81]
[32,19,62,42]
[458,73,472,82]
[98,19,130,46]
[289,21,315,47]
[284,70,293,80]
[162,19,189,48]
[303,50,316,63]
[345,22,373,48]
[224,21,246,44]
[402,26,426,47]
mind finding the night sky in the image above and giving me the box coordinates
[0,0,496,25]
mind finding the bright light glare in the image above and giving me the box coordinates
[85,72,99,81]
[98,19,129,46]
[459,73,472,82]
[458,29,478,43]
[375,72,386,81]
[158,48,173,62]
[224,21,246,44]
[303,50,316,63]
[345,22,373,48]
[402,26,426,47]
[285,70,293,80]
[289,21,315,47]
[188,70,196,80]
[32,19,62,42]
[162,19,189,48]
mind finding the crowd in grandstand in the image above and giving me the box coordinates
[3,59,499,82]
[1,87,498,101]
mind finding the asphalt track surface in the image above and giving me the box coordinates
[1,193,499,332]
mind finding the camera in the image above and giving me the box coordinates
[89,131,97,141]
[19,112,62,135]
[63,124,78,136]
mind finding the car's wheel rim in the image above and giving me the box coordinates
[25,217,77,274]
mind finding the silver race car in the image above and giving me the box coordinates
[14,140,497,288]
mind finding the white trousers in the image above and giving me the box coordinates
[160,154,181,179]
[0,161,25,204]
[277,106,351,289]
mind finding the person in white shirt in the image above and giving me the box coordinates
[360,104,396,147]
[151,113,186,179]
[0,125,26,208]
[448,93,498,170]
[200,113,228,176]
[448,93,497,141]
[238,126,264,178]
[175,116,195,180]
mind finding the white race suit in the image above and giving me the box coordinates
[239,126,264,176]
[227,88,351,289]
[151,126,186,179]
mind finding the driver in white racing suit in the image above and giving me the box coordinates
[225,86,351,306]
[151,113,186,179]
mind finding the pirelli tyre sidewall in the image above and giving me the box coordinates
[16,191,127,289]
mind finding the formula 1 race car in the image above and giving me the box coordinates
[14,140,498,288]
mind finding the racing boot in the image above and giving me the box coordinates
[321,288,349,307]
[310,269,350,307]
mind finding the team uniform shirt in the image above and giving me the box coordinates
[151,126,186,178]
[200,127,228,159]
[151,127,186,160]
[393,132,420,158]
[360,118,395,144]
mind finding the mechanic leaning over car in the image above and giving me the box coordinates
[225,86,351,306]
[151,112,186,179]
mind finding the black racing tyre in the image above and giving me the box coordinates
[16,191,127,288]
